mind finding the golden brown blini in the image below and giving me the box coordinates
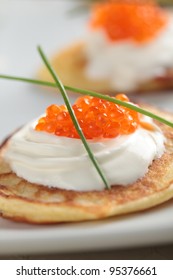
[0,106,173,224]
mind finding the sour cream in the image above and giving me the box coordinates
[2,118,165,191]
[84,18,173,91]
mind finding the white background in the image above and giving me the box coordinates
[0,260,172,279]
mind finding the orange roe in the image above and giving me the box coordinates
[90,0,168,43]
[35,94,140,139]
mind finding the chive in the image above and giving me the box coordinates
[1,74,173,129]
[37,46,110,190]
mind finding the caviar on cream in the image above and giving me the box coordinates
[84,18,173,91]
[2,118,165,191]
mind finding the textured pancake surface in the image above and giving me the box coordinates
[0,107,173,224]
[38,42,173,94]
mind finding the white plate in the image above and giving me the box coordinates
[0,200,173,255]
[0,1,173,255]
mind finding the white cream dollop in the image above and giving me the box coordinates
[84,17,173,91]
[2,118,165,191]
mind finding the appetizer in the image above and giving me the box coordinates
[0,93,173,224]
[38,0,173,93]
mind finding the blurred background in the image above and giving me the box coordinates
[0,0,173,150]
[69,0,173,11]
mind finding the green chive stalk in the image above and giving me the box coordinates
[37,46,110,190]
[0,74,173,129]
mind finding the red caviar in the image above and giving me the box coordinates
[35,94,140,139]
[90,0,168,43]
